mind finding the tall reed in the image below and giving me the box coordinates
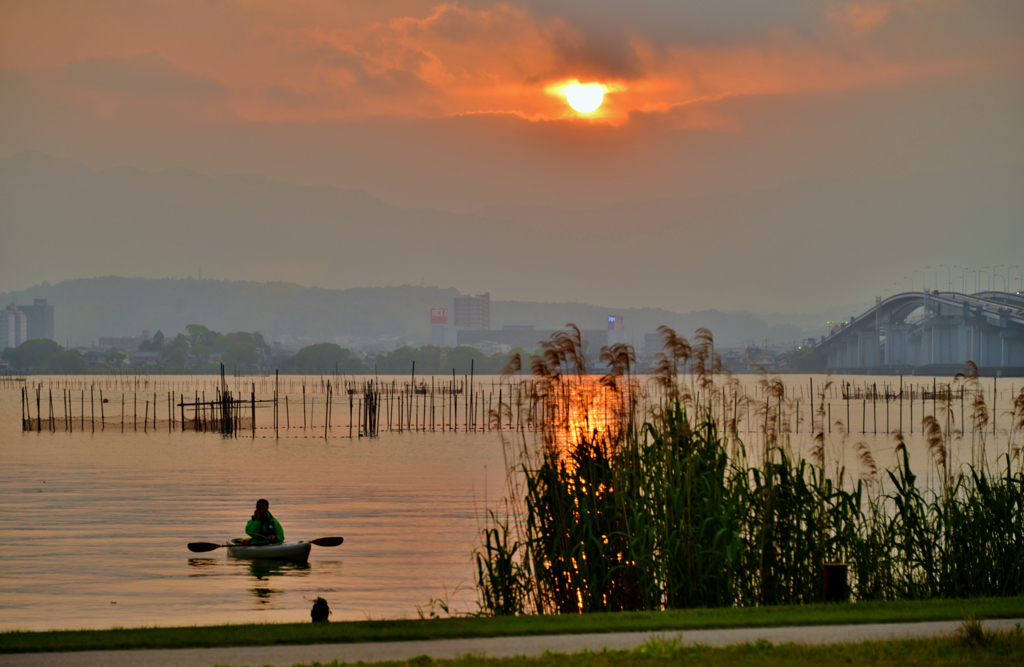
[475,326,1024,615]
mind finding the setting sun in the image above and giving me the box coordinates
[565,83,604,113]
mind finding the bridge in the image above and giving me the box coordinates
[817,291,1024,375]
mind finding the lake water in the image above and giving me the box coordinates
[1,373,1018,631]
[0,379,509,631]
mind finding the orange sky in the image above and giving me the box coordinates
[1,1,1022,311]
[3,0,1018,126]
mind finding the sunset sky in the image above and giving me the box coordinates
[1,1,1022,312]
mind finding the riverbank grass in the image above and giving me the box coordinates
[3,596,1023,654]
[296,627,1024,667]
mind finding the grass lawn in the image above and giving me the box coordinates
[288,628,1024,667]
[3,596,1024,654]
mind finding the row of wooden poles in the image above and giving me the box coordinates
[703,376,1008,439]
[15,371,1014,439]
[16,364,513,438]
[0,373,28,389]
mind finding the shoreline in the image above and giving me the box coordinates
[4,596,1024,654]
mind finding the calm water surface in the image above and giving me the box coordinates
[0,383,508,630]
[1,373,1018,630]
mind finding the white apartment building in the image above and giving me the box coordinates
[2,306,28,350]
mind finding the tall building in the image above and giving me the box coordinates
[2,306,28,350]
[607,315,625,346]
[453,292,490,330]
[643,333,663,363]
[16,298,55,340]
[430,307,457,347]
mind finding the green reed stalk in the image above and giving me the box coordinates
[475,327,1024,616]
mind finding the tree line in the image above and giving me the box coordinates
[2,324,533,375]
[277,343,531,376]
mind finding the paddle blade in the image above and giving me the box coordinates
[310,536,344,547]
[187,542,224,553]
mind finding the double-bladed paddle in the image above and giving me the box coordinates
[187,536,344,552]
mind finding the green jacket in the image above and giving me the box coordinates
[245,512,285,545]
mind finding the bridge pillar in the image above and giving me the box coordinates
[966,322,981,366]
[957,324,971,365]
[1005,332,1024,367]
[932,321,960,365]
[886,324,907,365]
[858,331,880,368]
[907,329,923,366]
[999,316,1024,368]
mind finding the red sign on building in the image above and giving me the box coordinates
[430,307,448,325]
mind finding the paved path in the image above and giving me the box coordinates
[2,618,1021,667]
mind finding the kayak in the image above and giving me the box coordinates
[226,539,312,563]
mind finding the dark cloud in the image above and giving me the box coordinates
[266,83,314,109]
[61,52,226,100]
[266,81,355,111]
[328,50,432,98]
[509,0,816,47]
[547,29,645,81]
[428,5,493,43]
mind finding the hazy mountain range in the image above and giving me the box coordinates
[0,276,813,350]
[2,151,1021,319]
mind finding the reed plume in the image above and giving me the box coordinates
[653,325,690,402]
[501,353,522,378]
[856,441,879,486]
[475,331,1024,616]
[922,414,947,477]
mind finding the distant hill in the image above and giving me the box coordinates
[0,277,810,349]
[2,151,1021,317]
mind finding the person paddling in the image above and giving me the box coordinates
[245,498,284,545]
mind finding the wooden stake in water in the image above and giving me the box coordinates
[845,384,850,433]
[809,378,814,434]
[872,383,877,434]
[961,385,965,436]
[899,376,903,433]
[993,376,997,435]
